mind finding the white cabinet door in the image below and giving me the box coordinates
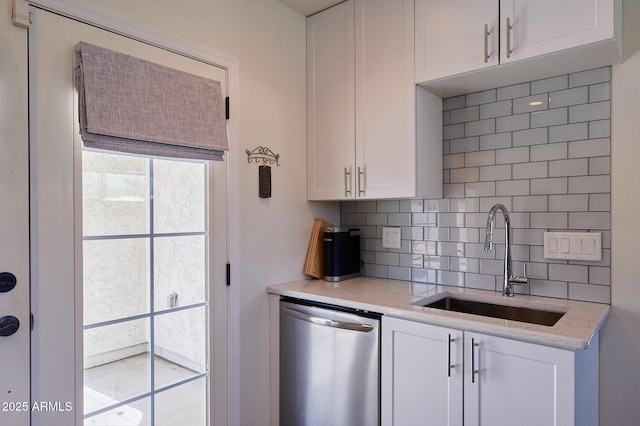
[415,0,498,83]
[464,331,575,426]
[307,1,356,201]
[500,0,617,63]
[382,317,463,426]
[355,0,417,199]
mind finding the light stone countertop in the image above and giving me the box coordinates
[267,276,610,350]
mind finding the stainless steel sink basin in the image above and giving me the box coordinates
[415,296,565,326]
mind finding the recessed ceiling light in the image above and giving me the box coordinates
[529,101,543,106]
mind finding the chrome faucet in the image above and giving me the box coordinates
[484,204,528,296]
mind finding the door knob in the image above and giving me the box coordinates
[0,272,17,293]
[0,315,19,337]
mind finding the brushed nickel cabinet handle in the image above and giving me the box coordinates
[357,166,365,197]
[506,17,513,58]
[447,333,455,377]
[345,167,352,197]
[471,337,479,383]
[483,24,490,63]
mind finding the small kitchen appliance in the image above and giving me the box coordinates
[322,227,360,281]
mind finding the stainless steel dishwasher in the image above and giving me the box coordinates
[280,298,381,426]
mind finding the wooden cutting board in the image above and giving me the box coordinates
[303,218,333,279]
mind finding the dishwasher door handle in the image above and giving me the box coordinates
[283,307,374,332]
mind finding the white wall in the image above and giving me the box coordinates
[603,0,640,422]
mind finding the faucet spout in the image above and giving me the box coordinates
[483,204,527,296]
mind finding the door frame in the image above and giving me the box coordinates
[22,0,240,424]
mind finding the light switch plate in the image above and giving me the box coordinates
[382,227,402,249]
[544,232,602,261]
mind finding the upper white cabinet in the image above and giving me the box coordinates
[307,0,442,201]
[382,316,600,426]
[416,0,621,97]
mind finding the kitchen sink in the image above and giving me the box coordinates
[414,295,565,326]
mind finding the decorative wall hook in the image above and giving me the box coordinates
[246,146,280,166]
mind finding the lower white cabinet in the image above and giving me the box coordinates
[382,316,599,426]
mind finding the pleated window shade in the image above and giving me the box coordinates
[75,41,228,161]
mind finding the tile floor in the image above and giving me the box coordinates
[84,353,207,425]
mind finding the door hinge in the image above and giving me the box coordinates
[226,262,231,286]
[30,313,34,331]
[12,0,30,28]
[225,97,230,120]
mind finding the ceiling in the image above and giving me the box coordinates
[277,0,344,16]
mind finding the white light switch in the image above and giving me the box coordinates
[544,232,602,261]
[382,227,402,249]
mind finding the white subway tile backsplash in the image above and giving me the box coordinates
[467,89,497,106]
[569,282,610,304]
[443,183,465,198]
[480,164,512,181]
[513,94,549,114]
[444,123,465,139]
[497,82,530,100]
[530,142,568,161]
[549,264,588,283]
[496,113,530,132]
[569,212,611,229]
[589,120,611,138]
[443,95,466,111]
[450,137,480,153]
[569,67,611,87]
[531,212,568,229]
[496,147,530,164]
[589,82,611,102]
[531,108,568,128]
[496,179,530,196]
[549,122,589,143]
[480,100,512,119]
[530,177,568,195]
[548,194,589,212]
[589,157,610,175]
[451,105,480,124]
[465,181,496,197]
[569,101,610,123]
[548,158,588,177]
[342,67,610,304]
[465,150,496,167]
[568,175,610,194]
[513,127,548,146]
[589,194,611,211]
[513,195,548,212]
[465,119,496,137]
[513,161,548,179]
[568,138,610,158]
[531,75,568,94]
[450,167,480,183]
[549,86,589,108]
[530,280,568,299]
[480,132,512,150]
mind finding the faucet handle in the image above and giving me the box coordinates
[509,263,528,286]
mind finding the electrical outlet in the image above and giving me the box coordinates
[382,227,402,249]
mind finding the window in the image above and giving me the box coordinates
[82,150,209,425]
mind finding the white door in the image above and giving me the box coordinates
[306,0,356,201]
[0,12,30,425]
[29,7,228,425]
[355,0,416,199]
[464,332,574,426]
[415,0,498,83]
[500,0,615,63]
[381,317,463,426]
